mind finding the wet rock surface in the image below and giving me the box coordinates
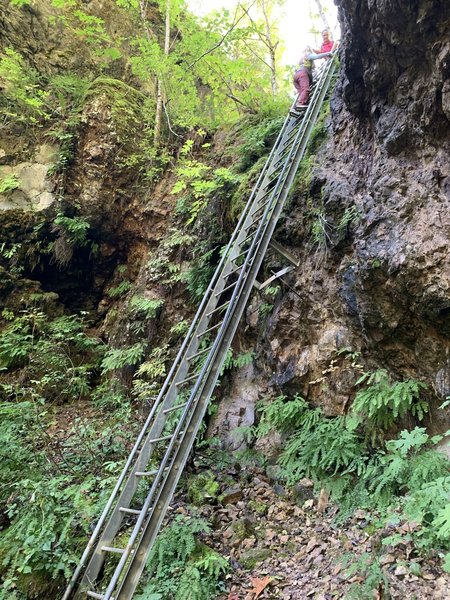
[241,0,450,430]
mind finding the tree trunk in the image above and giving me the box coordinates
[261,0,278,97]
[154,0,171,147]
[314,0,330,31]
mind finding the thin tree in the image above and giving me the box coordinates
[153,0,171,147]
[242,0,282,97]
[314,0,330,31]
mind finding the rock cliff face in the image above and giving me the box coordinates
[250,0,450,435]
[1,0,449,440]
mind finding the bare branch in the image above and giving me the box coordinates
[162,100,181,137]
[187,1,257,70]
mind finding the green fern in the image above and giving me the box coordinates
[107,280,132,299]
[232,351,254,369]
[137,516,228,600]
[363,428,449,507]
[279,414,365,484]
[352,370,428,436]
[101,342,145,373]
[256,394,310,437]
[130,296,164,319]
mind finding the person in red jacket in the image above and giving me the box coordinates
[314,29,335,55]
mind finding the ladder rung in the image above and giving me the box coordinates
[274,144,294,164]
[176,372,199,386]
[197,321,221,338]
[253,195,274,214]
[87,592,109,600]
[206,301,230,318]
[214,279,237,297]
[253,187,273,206]
[119,507,141,515]
[285,122,302,142]
[188,345,213,360]
[239,230,256,247]
[233,247,250,263]
[163,401,188,414]
[135,469,158,477]
[227,264,243,277]
[244,215,263,232]
[149,431,184,444]
[101,546,126,554]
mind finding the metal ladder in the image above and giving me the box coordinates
[63,56,337,600]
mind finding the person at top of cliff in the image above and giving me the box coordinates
[314,29,335,55]
[293,47,315,109]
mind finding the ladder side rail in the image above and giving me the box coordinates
[114,152,308,595]
[64,57,335,600]
[112,63,338,596]
[77,240,258,592]
[64,98,300,599]
[97,177,288,597]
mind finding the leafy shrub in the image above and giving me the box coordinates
[0,396,131,594]
[402,476,450,550]
[0,48,49,125]
[101,342,146,373]
[52,213,92,266]
[279,414,365,484]
[130,296,164,319]
[352,369,428,437]
[137,515,228,600]
[361,428,449,506]
[235,114,285,172]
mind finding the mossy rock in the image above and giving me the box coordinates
[248,499,268,516]
[186,470,220,506]
[231,518,255,541]
[239,547,272,569]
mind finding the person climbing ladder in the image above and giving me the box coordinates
[293,32,338,110]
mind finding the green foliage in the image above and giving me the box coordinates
[101,342,145,373]
[0,311,102,404]
[186,246,217,302]
[256,394,311,437]
[338,205,360,236]
[310,207,331,250]
[341,553,389,600]
[170,319,190,337]
[0,48,49,125]
[353,370,428,437]
[135,345,169,382]
[187,471,220,505]
[107,280,132,299]
[279,413,365,484]
[172,147,238,225]
[235,114,285,172]
[130,296,164,320]
[258,385,449,572]
[0,307,134,593]
[232,351,254,369]
[308,99,330,153]
[402,476,450,549]
[0,472,99,581]
[0,397,131,592]
[0,174,19,194]
[137,515,228,600]
[54,214,91,246]
[361,428,449,507]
